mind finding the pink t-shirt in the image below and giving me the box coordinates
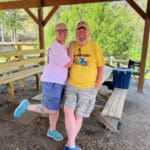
[41,40,70,85]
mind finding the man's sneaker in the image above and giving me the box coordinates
[47,129,64,141]
[14,99,30,118]
[63,145,81,150]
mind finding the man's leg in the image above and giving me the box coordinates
[64,108,83,148]
[63,84,83,148]
[75,114,83,137]
[64,108,76,147]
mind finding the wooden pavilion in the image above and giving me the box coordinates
[0,0,149,93]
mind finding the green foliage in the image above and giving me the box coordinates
[0,9,28,42]
[1,10,26,30]
[45,3,139,61]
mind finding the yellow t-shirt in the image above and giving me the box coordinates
[68,40,106,88]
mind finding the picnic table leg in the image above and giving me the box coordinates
[100,115,118,133]
[17,44,25,89]
[92,106,118,133]
[8,82,15,102]
[35,74,41,90]
[19,79,25,88]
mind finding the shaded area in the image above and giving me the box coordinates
[0,78,150,150]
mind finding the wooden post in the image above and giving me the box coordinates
[8,82,15,102]
[17,44,25,88]
[37,3,44,90]
[38,7,44,49]
[38,5,45,65]
[35,73,41,90]
[138,0,150,92]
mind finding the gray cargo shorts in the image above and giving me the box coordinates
[64,83,98,117]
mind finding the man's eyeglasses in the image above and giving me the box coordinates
[56,29,68,33]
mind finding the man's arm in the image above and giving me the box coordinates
[95,65,105,90]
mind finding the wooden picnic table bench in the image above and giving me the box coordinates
[0,48,45,101]
[93,67,131,132]
[0,63,40,76]
[93,87,128,132]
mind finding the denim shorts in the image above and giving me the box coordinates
[64,84,97,117]
[41,82,64,110]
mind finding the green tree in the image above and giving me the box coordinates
[45,2,135,60]
[0,10,27,43]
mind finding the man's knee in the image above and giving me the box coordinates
[64,108,74,116]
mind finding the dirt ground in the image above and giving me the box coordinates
[0,77,150,150]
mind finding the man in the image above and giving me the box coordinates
[63,21,105,150]
[14,23,73,142]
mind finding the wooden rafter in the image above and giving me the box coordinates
[43,5,59,26]
[24,6,59,26]
[126,0,146,20]
[0,0,122,10]
[0,0,39,10]
[43,0,122,6]
[24,8,38,24]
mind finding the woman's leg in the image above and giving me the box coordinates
[49,110,59,131]
[27,103,49,114]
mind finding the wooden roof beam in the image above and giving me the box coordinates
[43,5,59,26]
[0,0,122,10]
[0,0,40,10]
[126,0,146,20]
[24,8,38,24]
[43,0,123,6]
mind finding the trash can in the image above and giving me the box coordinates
[113,67,132,89]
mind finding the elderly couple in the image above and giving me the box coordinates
[14,21,105,150]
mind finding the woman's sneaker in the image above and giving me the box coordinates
[14,99,30,118]
[47,129,64,141]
